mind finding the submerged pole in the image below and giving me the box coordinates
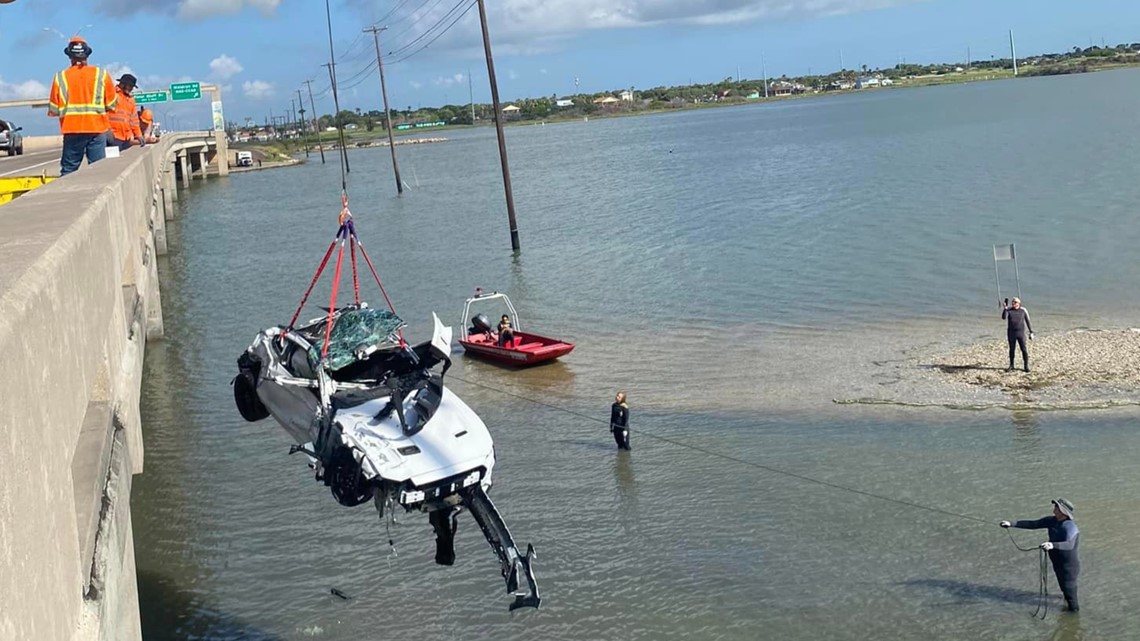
[364,25,404,195]
[1010,30,1018,76]
[304,79,326,164]
[476,0,521,252]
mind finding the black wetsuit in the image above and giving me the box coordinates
[1002,306,1033,371]
[610,402,630,450]
[1013,516,1080,612]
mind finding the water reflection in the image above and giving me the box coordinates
[613,452,639,537]
[1046,613,1086,641]
[138,570,285,641]
[1011,409,1044,467]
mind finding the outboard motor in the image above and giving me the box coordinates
[471,313,492,333]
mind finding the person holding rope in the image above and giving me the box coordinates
[610,391,631,451]
[1002,297,1034,372]
[1001,498,1080,613]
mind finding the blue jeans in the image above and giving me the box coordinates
[60,133,107,176]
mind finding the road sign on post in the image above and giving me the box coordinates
[170,82,202,101]
[134,91,168,104]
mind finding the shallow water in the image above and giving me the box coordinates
[134,69,1140,640]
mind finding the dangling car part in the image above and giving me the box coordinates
[232,209,540,611]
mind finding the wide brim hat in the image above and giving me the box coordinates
[117,73,138,87]
[1052,498,1075,519]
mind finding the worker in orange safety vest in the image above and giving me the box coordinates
[47,38,117,176]
[108,73,142,151]
[138,107,157,144]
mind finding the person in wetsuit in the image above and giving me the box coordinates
[1002,297,1034,372]
[1001,498,1080,613]
[610,391,631,451]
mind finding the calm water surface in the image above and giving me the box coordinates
[135,70,1140,640]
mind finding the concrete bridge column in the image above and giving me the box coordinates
[179,152,190,189]
[197,150,208,179]
[161,166,175,219]
[151,185,167,256]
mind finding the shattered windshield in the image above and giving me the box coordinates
[305,308,405,371]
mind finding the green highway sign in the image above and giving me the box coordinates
[134,91,168,104]
[170,82,202,101]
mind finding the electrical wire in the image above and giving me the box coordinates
[385,0,472,59]
[388,0,476,65]
[382,0,450,46]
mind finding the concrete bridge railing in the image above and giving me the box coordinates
[0,132,221,641]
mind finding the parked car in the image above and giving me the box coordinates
[0,121,24,156]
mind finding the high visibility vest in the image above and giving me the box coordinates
[48,64,117,135]
[109,88,141,141]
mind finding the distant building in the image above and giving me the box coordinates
[592,96,621,107]
[554,98,575,108]
[856,77,882,89]
[746,91,761,99]
[502,104,522,119]
[619,89,634,102]
[768,80,795,96]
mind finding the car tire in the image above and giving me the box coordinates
[5,146,12,157]
[16,145,23,156]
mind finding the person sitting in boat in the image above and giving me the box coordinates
[497,314,515,347]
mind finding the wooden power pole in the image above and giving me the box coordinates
[476,0,520,251]
[364,25,404,195]
[303,79,326,164]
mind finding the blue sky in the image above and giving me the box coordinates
[2,0,1139,134]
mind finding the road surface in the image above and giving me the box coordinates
[0,147,62,177]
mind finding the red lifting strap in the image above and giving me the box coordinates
[287,192,405,360]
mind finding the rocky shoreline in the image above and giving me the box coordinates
[835,328,1140,411]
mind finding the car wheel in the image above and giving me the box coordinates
[16,145,23,155]
[5,146,13,157]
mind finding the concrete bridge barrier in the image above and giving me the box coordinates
[0,134,210,640]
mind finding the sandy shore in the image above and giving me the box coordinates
[835,328,1140,410]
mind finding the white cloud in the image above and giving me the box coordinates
[410,81,423,89]
[540,68,549,75]
[104,63,135,81]
[242,79,274,99]
[433,73,467,87]
[0,77,49,101]
[209,54,244,80]
[94,0,281,19]
[351,0,916,56]
[508,69,519,80]
[178,0,280,19]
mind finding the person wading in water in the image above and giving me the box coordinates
[1001,498,1080,613]
[1002,297,1034,372]
[610,392,631,451]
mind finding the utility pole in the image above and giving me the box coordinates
[1010,30,1020,76]
[762,54,769,98]
[468,67,475,125]
[289,97,297,131]
[323,62,349,173]
[477,0,520,251]
[297,89,309,158]
[363,25,404,195]
[304,79,326,164]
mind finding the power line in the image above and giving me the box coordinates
[385,0,471,59]
[382,0,450,44]
[449,374,996,527]
[388,0,477,65]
